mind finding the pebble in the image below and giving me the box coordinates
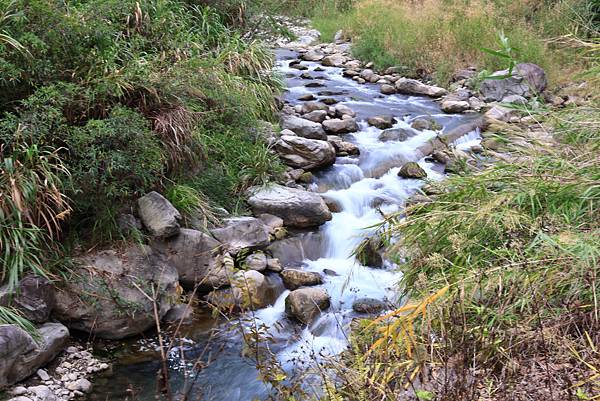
[37,369,51,381]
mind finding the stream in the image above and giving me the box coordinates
[87,46,480,401]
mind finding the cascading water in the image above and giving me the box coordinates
[87,47,480,401]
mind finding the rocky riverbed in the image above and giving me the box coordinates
[1,16,557,401]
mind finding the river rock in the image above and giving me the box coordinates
[441,99,470,113]
[66,378,92,393]
[298,94,315,101]
[205,270,271,310]
[244,253,268,271]
[163,303,193,324]
[356,237,384,268]
[334,104,356,118]
[301,49,324,61]
[480,63,547,102]
[367,115,395,129]
[378,127,413,142]
[352,298,386,314]
[268,232,323,265]
[280,269,323,290]
[301,101,328,114]
[137,191,181,238]
[210,217,271,250]
[395,78,447,97]
[327,136,360,156]
[280,115,326,140]
[53,244,178,339]
[285,288,330,325]
[152,229,231,291]
[398,162,427,179]
[321,53,346,67]
[302,110,327,123]
[0,323,69,387]
[322,118,359,134]
[484,105,520,123]
[275,135,336,170]
[257,213,284,233]
[247,185,332,228]
[411,117,436,131]
[380,84,396,94]
[0,276,55,323]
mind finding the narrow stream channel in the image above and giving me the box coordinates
[87,46,480,401]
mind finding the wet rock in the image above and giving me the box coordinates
[244,253,268,271]
[305,81,325,88]
[137,191,181,238]
[378,127,413,142]
[268,233,324,265]
[163,304,193,325]
[152,229,230,291]
[321,97,338,105]
[206,270,271,310]
[395,78,447,97]
[334,104,356,118]
[280,269,323,290]
[411,117,436,131]
[327,136,360,156]
[0,323,69,387]
[248,185,332,228]
[54,244,178,339]
[343,69,359,78]
[298,94,315,101]
[356,237,384,268]
[302,110,327,123]
[322,118,359,134]
[280,115,326,140]
[480,63,547,102]
[285,288,330,325]
[321,53,347,67]
[367,115,395,129]
[380,84,396,94]
[352,298,386,314]
[290,63,308,70]
[398,162,427,179]
[441,100,470,113]
[275,135,336,170]
[323,269,339,277]
[301,49,324,61]
[299,72,314,80]
[210,217,271,250]
[300,101,328,114]
[0,276,55,323]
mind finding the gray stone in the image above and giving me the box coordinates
[352,298,386,314]
[485,105,520,123]
[275,135,336,170]
[0,276,55,323]
[322,118,359,134]
[163,304,193,324]
[36,369,50,381]
[280,115,326,140]
[152,229,230,291]
[378,127,413,142]
[480,63,546,102]
[257,213,284,233]
[395,78,447,97]
[441,100,470,113]
[334,104,356,118]
[285,288,330,325]
[210,217,270,251]
[301,50,324,61]
[280,269,323,290]
[398,162,427,179]
[137,191,181,238]
[266,258,283,272]
[29,385,57,401]
[244,253,268,271]
[321,53,347,67]
[53,245,178,339]
[300,101,328,114]
[380,84,396,95]
[247,185,332,228]
[66,378,91,393]
[411,118,436,131]
[367,115,395,129]
[0,323,69,387]
[302,110,327,123]
[327,136,360,156]
[206,270,271,310]
[268,232,324,266]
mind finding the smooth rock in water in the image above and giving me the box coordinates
[280,115,326,140]
[367,115,395,129]
[247,185,332,228]
[352,298,386,314]
[302,110,327,123]
[268,232,323,265]
[301,101,328,114]
[210,217,270,250]
[0,323,69,387]
[301,50,324,61]
[0,276,55,323]
[356,237,384,268]
[298,94,315,101]
[163,303,193,324]
[360,69,374,81]
[305,81,325,88]
[321,53,346,67]
[137,191,181,239]
[280,269,323,290]
[334,104,356,118]
[378,127,413,142]
[380,84,396,95]
[53,245,178,339]
[441,100,470,113]
[480,63,546,102]
[323,269,339,277]
[343,69,359,78]
[244,253,268,271]
[327,136,359,156]
[411,117,436,131]
[285,288,330,325]
[322,118,358,134]
[206,270,271,310]
[290,63,308,70]
[321,97,338,105]
[395,78,447,97]
[398,162,427,179]
[275,135,336,170]
[152,229,229,291]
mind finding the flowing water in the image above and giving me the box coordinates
[88,47,480,401]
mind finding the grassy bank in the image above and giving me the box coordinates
[310,0,597,85]
[0,0,284,292]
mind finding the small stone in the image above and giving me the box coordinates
[398,162,427,179]
[11,387,27,396]
[66,378,92,393]
[67,373,78,381]
[98,363,109,370]
[66,346,78,354]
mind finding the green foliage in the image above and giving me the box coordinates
[0,306,38,337]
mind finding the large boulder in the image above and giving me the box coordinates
[53,245,179,339]
[275,135,336,170]
[205,270,272,311]
[280,269,323,290]
[247,185,332,228]
[378,128,414,142]
[321,53,347,67]
[0,276,55,323]
[367,115,395,129]
[0,322,69,387]
[301,49,324,61]
[285,288,330,325]
[280,115,326,140]
[395,78,447,98]
[210,217,271,251]
[480,63,547,102]
[322,118,359,134]
[137,191,181,238]
[327,136,359,156]
[441,99,470,113]
[152,229,231,291]
[300,101,328,115]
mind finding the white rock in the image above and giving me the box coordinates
[37,369,50,381]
